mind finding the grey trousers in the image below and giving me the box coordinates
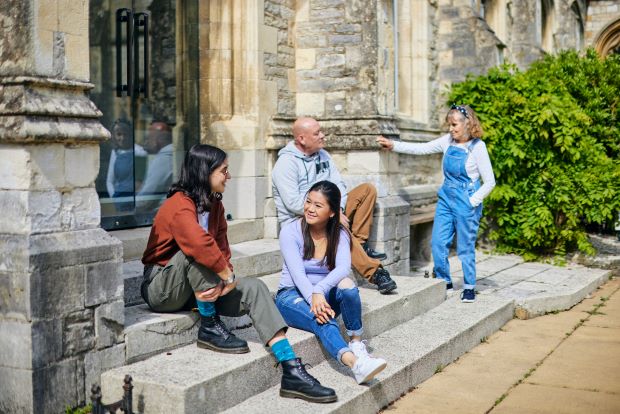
[142,250,288,344]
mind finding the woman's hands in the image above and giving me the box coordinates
[376,135,394,150]
[195,278,238,302]
[195,282,224,302]
[311,293,335,324]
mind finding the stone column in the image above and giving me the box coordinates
[0,1,123,412]
[199,0,278,223]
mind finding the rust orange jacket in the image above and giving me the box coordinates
[142,192,232,273]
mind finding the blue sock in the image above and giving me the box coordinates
[271,338,297,362]
[197,300,216,317]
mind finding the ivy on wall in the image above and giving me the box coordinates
[448,49,620,260]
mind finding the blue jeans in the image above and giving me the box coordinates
[275,286,363,363]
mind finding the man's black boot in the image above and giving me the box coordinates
[363,242,387,260]
[373,267,397,294]
[279,358,337,403]
[197,315,250,354]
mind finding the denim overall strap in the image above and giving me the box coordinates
[432,140,482,290]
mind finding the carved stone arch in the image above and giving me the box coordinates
[595,18,620,57]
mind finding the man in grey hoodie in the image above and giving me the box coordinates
[272,117,397,294]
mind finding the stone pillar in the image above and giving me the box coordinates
[199,0,278,223]
[0,1,123,412]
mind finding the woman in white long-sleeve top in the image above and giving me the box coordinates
[377,104,496,303]
[276,180,387,384]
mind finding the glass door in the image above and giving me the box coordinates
[89,0,198,230]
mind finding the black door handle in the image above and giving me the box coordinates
[134,12,150,98]
[115,8,134,97]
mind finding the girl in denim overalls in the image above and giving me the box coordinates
[377,105,496,303]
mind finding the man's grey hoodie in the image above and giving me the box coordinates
[272,141,348,226]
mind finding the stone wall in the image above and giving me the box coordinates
[265,0,296,116]
[0,1,124,412]
[586,0,620,54]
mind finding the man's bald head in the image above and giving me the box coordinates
[292,117,325,156]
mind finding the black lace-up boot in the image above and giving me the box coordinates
[373,267,397,294]
[197,315,250,354]
[279,358,337,403]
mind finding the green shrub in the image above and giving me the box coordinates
[448,49,620,260]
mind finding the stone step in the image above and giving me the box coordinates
[222,294,515,414]
[101,276,445,411]
[122,238,282,306]
[111,219,265,262]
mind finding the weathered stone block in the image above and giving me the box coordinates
[65,146,99,188]
[0,320,33,369]
[296,92,325,116]
[31,265,85,318]
[32,318,64,368]
[263,216,279,239]
[29,144,67,190]
[227,149,267,178]
[85,260,123,307]
[31,190,63,233]
[29,229,122,269]
[261,25,278,54]
[0,146,31,190]
[346,150,388,174]
[32,357,82,414]
[61,188,101,231]
[94,300,125,349]
[84,344,126,394]
[225,177,267,220]
[63,309,95,357]
[0,366,34,414]
[0,270,30,317]
[368,214,397,243]
[0,191,30,234]
[296,48,316,69]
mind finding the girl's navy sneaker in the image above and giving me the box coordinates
[461,289,475,303]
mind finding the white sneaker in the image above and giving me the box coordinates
[349,340,370,359]
[352,354,387,384]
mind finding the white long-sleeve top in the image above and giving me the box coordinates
[392,134,496,207]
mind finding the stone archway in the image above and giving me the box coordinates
[595,18,620,56]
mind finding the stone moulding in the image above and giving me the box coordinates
[0,76,110,144]
[266,115,401,151]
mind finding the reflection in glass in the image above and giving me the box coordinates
[136,121,174,213]
[89,0,199,230]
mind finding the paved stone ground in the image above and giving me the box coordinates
[382,276,620,414]
[411,252,609,318]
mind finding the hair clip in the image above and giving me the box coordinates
[450,104,468,118]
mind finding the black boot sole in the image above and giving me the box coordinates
[280,388,338,403]
[368,254,387,260]
[378,282,397,294]
[197,339,250,354]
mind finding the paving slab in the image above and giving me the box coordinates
[492,383,620,414]
[222,295,515,414]
[525,325,620,394]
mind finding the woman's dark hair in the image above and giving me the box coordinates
[168,144,227,213]
[301,180,350,270]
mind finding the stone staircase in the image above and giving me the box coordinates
[100,224,611,413]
